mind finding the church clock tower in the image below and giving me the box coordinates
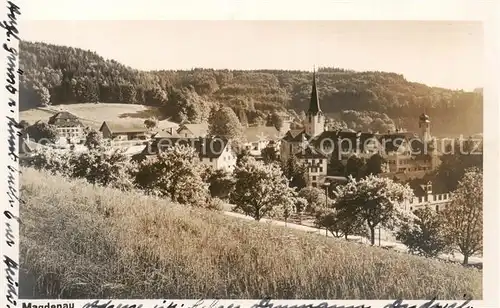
[304,69,325,137]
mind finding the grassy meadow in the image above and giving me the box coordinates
[20,103,172,130]
[20,167,482,299]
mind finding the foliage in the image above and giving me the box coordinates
[261,146,279,164]
[230,159,296,221]
[441,167,483,264]
[365,153,385,176]
[345,154,366,179]
[204,167,235,200]
[20,167,482,299]
[26,121,59,143]
[281,156,308,190]
[70,149,134,190]
[20,41,482,136]
[208,104,243,140]
[24,148,73,176]
[314,208,368,239]
[134,144,209,206]
[327,156,345,176]
[84,128,104,150]
[298,186,328,214]
[333,175,414,245]
[266,111,284,131]
[396,206,451,258]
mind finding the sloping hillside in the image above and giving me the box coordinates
[20,167,482,299]
[20,41,482,136]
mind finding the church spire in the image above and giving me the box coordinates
[308,67,321,115]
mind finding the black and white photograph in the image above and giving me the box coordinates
[2,1,498,307]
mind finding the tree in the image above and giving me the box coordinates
[230,159,296,221]
[315,208,368,240]
[204,167,235,200]
[365,153,385,176]
[345,155,366,179]
[71,149,134,190]
[334,175,414,245]
[396,206,451,258]
[441,167,483,264]
[84,128,104,150]
[26,122,59,143]
[144,118,157,130]
[134,144,209,206]
[298,186,328,214]
[282,156,307,190]
[261,146,279,164]
[266,111,284,131]
[208,105,243,141]
[327,155,345,176]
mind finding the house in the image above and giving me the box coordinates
[176,123,209,138]
[295,145,328,187]
[243,126,281,156]
[395,180,452,213]
[47,111,84,143]
[99,120,149,146]
[137,136,237,172]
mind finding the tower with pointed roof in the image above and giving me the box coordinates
[304,69,325,137]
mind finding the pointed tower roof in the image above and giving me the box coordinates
[308,68,321,115]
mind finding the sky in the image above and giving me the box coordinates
[20,20,483,91]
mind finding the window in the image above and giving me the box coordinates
[435,205,439,212]
[319,167,323,173]
[312,176,317,181]
[209,158,213,162]
[312,159,315,165]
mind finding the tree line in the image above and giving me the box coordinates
[20,41,482,136]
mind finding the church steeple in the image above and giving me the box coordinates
[308,68,321,115]
[304,67,325,137]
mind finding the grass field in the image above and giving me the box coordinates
[20,103,171,129]
[20,167,482,299]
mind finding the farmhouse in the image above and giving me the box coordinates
[47,111,84,143]
[99,120,149,144]
[137,136,237,172]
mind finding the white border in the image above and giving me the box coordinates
[2,1,499,308]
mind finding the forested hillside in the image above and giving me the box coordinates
[20,41,482,136]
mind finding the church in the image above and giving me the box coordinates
[280,70,441,187]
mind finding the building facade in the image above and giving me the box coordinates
[47,111,85,143]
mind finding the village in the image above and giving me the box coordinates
[20,71,460,215]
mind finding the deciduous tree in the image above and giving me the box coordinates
[230,159,296,221]
[334,175,414,245]
[441,167,483,264]
[396,206,450,258]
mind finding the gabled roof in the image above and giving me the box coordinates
[100,120,148,134]
[177,123,209,137]
[48,111,83,127]
[142,136,230,159]
[244,126,280,143]
[282,129,311,142]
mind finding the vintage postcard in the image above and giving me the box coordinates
[2,1,498,308]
